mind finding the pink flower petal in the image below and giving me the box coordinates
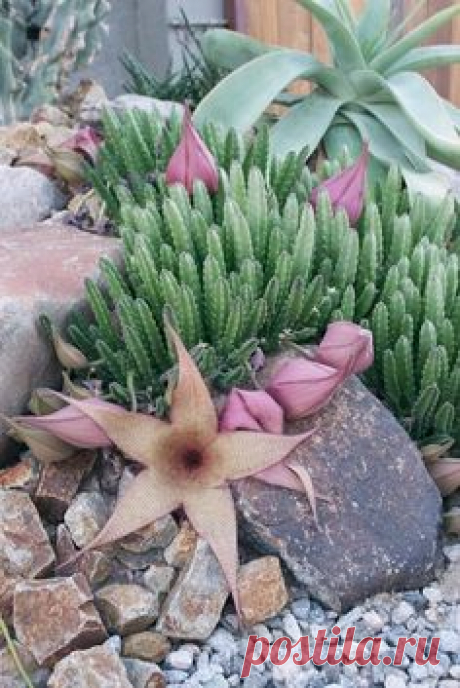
[166,105,218,194]
[316,322,374,375]
[266,358,344,420]
[16,397,122,449]
[219,389,284,433]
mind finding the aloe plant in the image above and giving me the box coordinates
[194,0,460,198]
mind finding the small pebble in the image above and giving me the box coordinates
[166,649,195,671]
[391,601,415,625]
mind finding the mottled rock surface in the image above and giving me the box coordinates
[143,564,176,598]
[48,645,133,688]
[123,631,172,663]
[14,573,107,666]
[55,523,111,587]
[157,538,228,640]
[120,515,178,553]
[164,520,197,568]
[0,454,40,493]
[35,452,95,522]
[238,556,289,626]
[0,225,121,461]
[0,489,55,620]
[123,657,166,688]
[0,167,65,231]
[234,375,443,612]
[64,491,109,547]
[96,584,159,635]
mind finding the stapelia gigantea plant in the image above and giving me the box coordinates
[78,106,460,443]
[71,120,329,407]
[9,322,373,617]
[85,106,312,223]
[74,107,460,445]
[194,0,460,197]
[0,0,110,124]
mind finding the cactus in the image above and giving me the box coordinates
[0,0,110,124]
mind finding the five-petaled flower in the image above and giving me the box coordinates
[11,325,313,617]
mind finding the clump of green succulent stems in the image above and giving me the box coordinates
[86,107,313,224]
[74,121,324,409]
[80,109,459,444]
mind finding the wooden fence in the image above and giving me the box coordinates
[224,0,460,106]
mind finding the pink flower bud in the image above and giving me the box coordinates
[310,142,369,226]
[14,397,122,449]
[266,359,343,420]
[165,106,219,194]
[315,322,374,375]
[219,389,284,433]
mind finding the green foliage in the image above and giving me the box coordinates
[195,0,460,198]
[81,108,460,443]
[0,0,110,124]
[121,10,226,108]
[74,119,322,407]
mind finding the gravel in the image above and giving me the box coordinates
[153,540,460,687]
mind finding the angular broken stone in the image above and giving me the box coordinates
[238,557,289,626]
[0,489,55,620]
[35,451,95,522]
[143,564,176,598]
[14,573,107,666]
[115,548,164,572]
[234,374,443,612]
[0,454,40,494]
[123,657,166,688]
[157,538,228,640]
[96,583,159,635]
[55,524,111,587]
[123,631,172,663]
[164,520,198,568]
[64,491,109,548]
[120,515,179,554]
[98,449,125,495]
[48,645,133,688]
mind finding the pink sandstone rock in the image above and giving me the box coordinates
[13,573,107,666]
[0,489,55,622]
[48,645,133,688]
[0,224,121,461]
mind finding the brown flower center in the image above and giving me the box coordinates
[182,448,203,471]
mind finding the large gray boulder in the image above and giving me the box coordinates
[234,375,443,612]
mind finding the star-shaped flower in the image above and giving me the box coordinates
[15,325,312,616]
